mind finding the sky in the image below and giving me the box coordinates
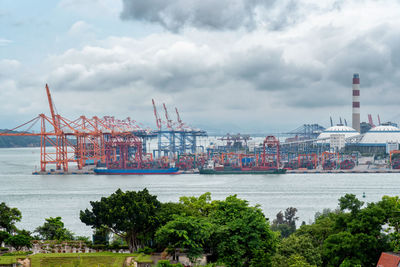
[1,0,400,134]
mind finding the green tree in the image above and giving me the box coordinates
[156,260,184,267]
[0,230,11,245]
[378,196,400,251]
[5,233,32,250]
[295,214,337,265]
[209,195,277,267]
[338,194,364,214]
[156,202,193,227]
[179,192,214,217]
[272,234,322,267]
[155,215,213,263]
[0,202,21,233]
[35,217,74,241]
[80,188,161,252]
[322,196,391,266]
[287,254,316,267]
[271,207,299,238]
[92,227,110,245]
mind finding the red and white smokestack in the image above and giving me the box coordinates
[352,73,360,132]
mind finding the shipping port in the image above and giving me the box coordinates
[1,74,400,174]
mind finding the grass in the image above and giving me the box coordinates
[0,255,26,264]
[27,252,152,267]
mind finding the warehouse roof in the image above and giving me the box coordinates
[318,125,359,142]
[360,125,400,144]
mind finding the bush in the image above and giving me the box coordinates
[156,260,184,267]
[3,251,32,256]
[88,244,107,250]
[109,244,129,250]
[137,246,155,254]
[74,236,90,244]
[5,234,32,250]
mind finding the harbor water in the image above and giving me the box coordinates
[0,147,399,236]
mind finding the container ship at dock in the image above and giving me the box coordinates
[199,160,286,175]
[93,166,179,175]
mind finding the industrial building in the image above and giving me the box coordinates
[317,125,359,141]
[345,124,400,154]
[281,72,400,169]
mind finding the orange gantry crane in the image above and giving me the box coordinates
[0,84,149,172]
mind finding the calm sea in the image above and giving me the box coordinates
[0,147,399,237]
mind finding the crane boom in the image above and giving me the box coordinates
[45,84,59,132]
[175,108,182,124]
[163,103,173,129]
[368,114,375,127]
[152,99,161,130]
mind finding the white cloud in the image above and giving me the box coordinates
[68,21,95,36]
[0,59,20,72]
[0,38,12,46]
[3,0,400,131]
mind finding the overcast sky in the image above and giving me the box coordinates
[1,0,400,134]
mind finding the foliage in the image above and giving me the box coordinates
[156,260,184,267]
[209,195,277,267]
[80,188,161,252]
[28,252,151,267]
[179,192,214,216]
[0,202,22,233]
[338,194,364,214]
[35,217,74,241]
[5,233,32,250]
[287,254,316,267]
[0,230,11,245]
[287,194,400,266]
[156,202,193,227]
[92,227,110,245]
[136,246,155,254]
[74,236,90,244]
[296,214,336,250]
[271,207,299,238]
[319,194,392,266]
[272,234,322,267]
[379,195,400,252]
[155,215,213,262]
[77,190,400,266]
[2,251,33,256]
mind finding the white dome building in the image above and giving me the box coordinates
[318,125,359,141]
[317,125,360,150]
[360,125,400,144]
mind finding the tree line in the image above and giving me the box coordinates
[1,190,400,266]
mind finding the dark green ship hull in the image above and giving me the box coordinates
[199,169,286,175]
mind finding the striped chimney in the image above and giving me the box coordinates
[352,73,360,132]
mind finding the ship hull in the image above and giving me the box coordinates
[94,167,180,175]
[199,169,286,175]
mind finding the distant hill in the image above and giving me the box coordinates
[0,130,41,148]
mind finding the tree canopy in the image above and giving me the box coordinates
[271,207,299,238]
[209,195,277,267]
[0,202,21,233]
[155,215,213,263]
[35,217,74,241]
[5,233,32,250]
[80,188,161,252]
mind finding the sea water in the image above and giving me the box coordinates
[0,147,399,236]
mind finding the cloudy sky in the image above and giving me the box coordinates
[1,0,400,134]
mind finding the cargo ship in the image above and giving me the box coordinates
[94,167,180,175]
[199,160,286,175]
